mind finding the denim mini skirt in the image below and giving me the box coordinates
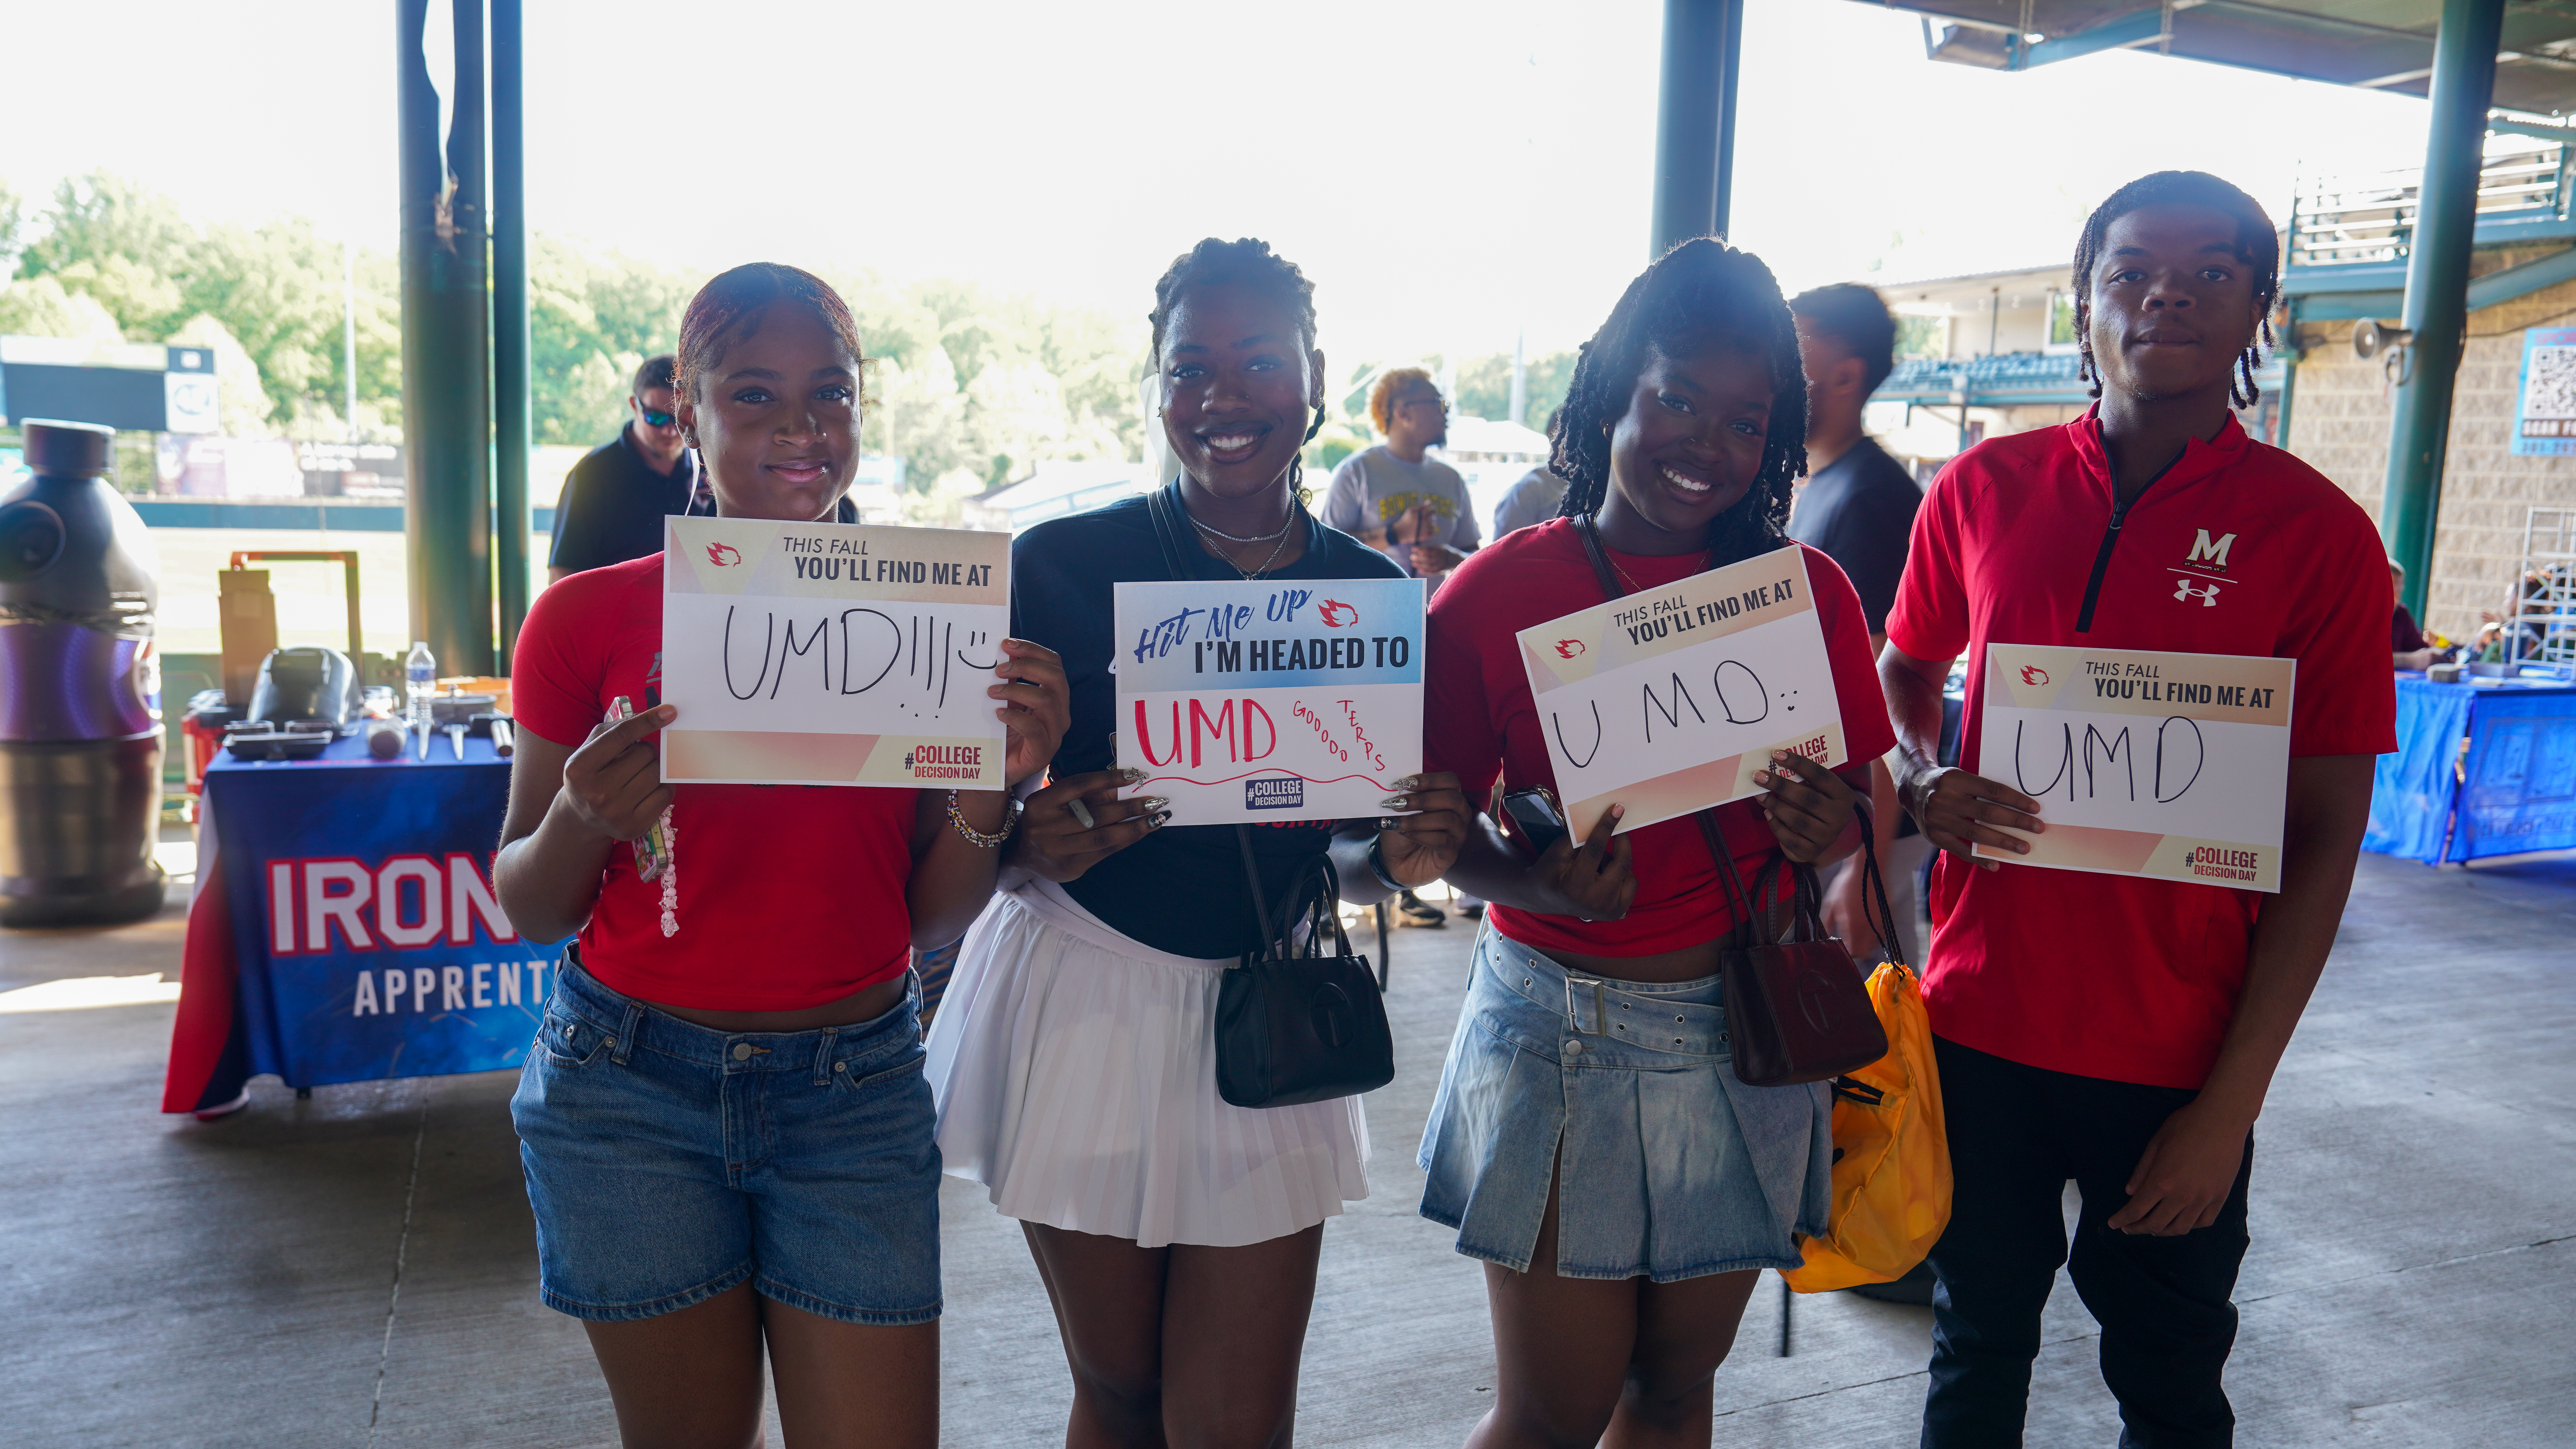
[1417,926,1831,1282]
[511,955,941,1325]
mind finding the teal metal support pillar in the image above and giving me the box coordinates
[492,0,530,666]
[397,0,494,676]
[2381,0,2504,619]
[1651,0,1742,257]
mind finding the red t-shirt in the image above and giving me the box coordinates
[1887,410,2397,1088]
[1426,519,1897,957]
[511,555,921,1010]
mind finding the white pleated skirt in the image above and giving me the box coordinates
[923,876,1371,1249]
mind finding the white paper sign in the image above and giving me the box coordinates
[1974,643,2295,891]
[1113,576,1424,825]
[660,516,1011,788]
[1518,544,1844,837]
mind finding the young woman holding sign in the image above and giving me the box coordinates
[923,238,1469,1447]
[1418,238,1897,1449]
[498,263,1069,1449]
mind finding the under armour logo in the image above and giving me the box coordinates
[2174,578,2221,606]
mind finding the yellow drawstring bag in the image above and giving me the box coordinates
[1783,843,1951,1293]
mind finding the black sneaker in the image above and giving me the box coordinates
[1396,890,1447,927]
[1458,897,1487,920]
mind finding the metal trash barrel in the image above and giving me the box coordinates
[0,419,166,926]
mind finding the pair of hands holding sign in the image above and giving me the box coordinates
[1528,751,1862,923]
[1013,768,1473,888]
[555,640,1074,845]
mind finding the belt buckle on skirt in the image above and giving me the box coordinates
[1564,976,1606,1035]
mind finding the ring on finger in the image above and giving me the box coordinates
[1066,797,1096,829]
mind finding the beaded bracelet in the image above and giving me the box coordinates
[945,790,1023,849]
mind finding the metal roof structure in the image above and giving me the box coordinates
[1896,1,2576,115]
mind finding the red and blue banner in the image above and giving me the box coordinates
[165,733,568,1112]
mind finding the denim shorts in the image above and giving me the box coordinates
[1416,927,1832,1282]
[510,956,941,1325]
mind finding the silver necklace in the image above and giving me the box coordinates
[1187,499,1296,544]
[1193,511,1295,579]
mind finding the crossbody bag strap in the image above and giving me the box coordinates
[1145,482,1198,581]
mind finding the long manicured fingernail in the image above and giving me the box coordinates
[1379,795,1410,810]
[1140,796,1170,812]
[1118,767,1149,783]
[1390,774,1426,791]
[1378,817,1397,831]
[1147,810,1172,829]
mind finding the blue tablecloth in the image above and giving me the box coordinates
[165,729,566,1112]
[2365,677,2576,864]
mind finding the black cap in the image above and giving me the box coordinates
[21,419,114,479]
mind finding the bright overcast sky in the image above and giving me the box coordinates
[5,0,2435,367]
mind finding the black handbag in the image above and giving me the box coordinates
[1569,514,1887,1088]
[1214,835,1397,1107]
[1140,484,1397,1109]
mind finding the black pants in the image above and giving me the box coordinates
[1921,1036,2254,1449]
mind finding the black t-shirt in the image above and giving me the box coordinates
[1786,436,1921,639]
[549,425,859,574]
[1013,483,1406,959]
[548,423,702,574]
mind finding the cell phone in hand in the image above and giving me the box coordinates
[1501,787,1569,858]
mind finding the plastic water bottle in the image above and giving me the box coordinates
[405,641,436,731]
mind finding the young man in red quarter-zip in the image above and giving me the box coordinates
[1880,172,2397,1448]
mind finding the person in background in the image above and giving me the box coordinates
[1490,407,1570,538]
[2389,559,2438,670]
[1327,367,1482,580]
[546,355,701,584]
[1327,365,1480,925]
[1881,171,2393,1447]
[1787,282,1927,965]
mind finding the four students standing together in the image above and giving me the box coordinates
[500,168,2395,1449]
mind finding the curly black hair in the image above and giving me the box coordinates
[1550,237,1807,568]
[1147,236,1327,494]
[2070,170,2279,409]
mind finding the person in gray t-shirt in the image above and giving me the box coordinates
[1491,409,1569,538]
[1323,368,1481,578]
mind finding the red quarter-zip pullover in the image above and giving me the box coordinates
[1888,408,2396,1088]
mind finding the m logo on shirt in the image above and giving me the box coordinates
[2185,529,2237,571]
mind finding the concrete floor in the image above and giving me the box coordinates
[2,853,2572,1447]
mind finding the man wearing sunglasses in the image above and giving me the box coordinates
[546,354,703,584]
[1324,367,1481,580]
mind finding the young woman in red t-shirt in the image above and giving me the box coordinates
[1419,239,1897,1448]
[498,263,1067,1449]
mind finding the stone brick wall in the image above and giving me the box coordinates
[2285,262,2576,643]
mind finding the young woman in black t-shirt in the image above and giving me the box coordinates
[924,238,1467,1446]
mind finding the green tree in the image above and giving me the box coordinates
[1452,349,1577,428]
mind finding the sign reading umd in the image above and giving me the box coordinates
[1518,544,1844,837]
[1973,643,2295,892]
[659,516,1011,788]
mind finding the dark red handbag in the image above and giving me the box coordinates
[1697,816,1889,1087]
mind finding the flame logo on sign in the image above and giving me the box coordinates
[1554,639,1584,659]
[1317,599,1359,628]
[706,542,742,568]
[2019,665,2049,687]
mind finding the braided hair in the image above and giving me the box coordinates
[1549,238,1807,568]
[1147,237,1326,497]
[2070,170,2279,409]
